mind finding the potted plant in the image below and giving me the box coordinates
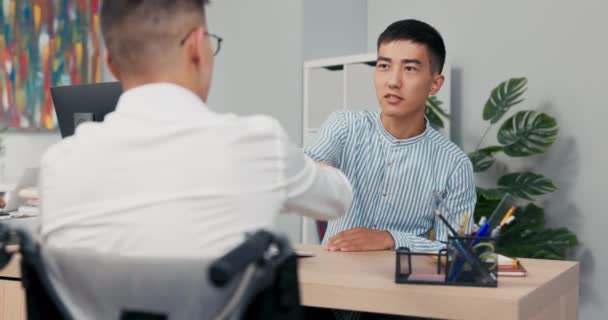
[428,78,578,259]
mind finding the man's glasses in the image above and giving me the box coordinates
[179,27,223,56]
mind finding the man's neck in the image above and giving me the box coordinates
[380,112,426,140]
[120,74,206,102]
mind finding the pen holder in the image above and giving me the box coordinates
[445,236,498,287]
[395,248,448,285]
[394,237,499,287]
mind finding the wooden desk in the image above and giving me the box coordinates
[0,245,580,320]
[0,252,26,320]
[296,244,579,320]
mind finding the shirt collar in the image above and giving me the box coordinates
[375,112,430,146]
[114,82,211,120]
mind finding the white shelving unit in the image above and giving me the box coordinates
[303,53,379,146]
[301,53,451,243]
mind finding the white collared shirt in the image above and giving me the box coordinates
[39,83,352,257]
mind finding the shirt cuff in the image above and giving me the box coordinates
[387,230,412,250]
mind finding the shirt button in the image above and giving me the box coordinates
[387,161,392,167]
[373,224,378,229]
[383,192,388,197]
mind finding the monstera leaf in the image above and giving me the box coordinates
[472,77,577,260]
[475,172,555,203]
[498,204,577,260]
[474,192,502,222]
[468,146,503,172]
[476,187,507,202]
[497,111,558,157]
[425,96,449,129]
[483,77,527,124]
[497,172,557,201]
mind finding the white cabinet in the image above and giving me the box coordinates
[303,53,379,146]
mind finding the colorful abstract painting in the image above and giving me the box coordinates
[0,0,101,130]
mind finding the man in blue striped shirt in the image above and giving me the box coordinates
[305,19,476,254]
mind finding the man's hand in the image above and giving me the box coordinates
[325,228,395,252]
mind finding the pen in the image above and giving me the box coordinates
[458,212,469,236]
[472,224,480,235]
[478,216,487,227]
[490,226,501,238]
[448,220,495,283]
[435,209,458,236]
[493,216,516,238]
[512,257,519,268]
[499,206,516,227]
[436,211,495,284]
[433,192,496,284]
[477,221,490,238]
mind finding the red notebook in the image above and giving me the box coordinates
[498,262,527,277]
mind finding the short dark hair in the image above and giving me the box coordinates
[377,19,446,74]
[101,0,210,74]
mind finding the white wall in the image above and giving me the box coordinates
[206,0,367,145]
[206,0,304,144]
[303,0,368,61]
[368,1,607,318]
[205,0,305,242]
[1,131,60,184]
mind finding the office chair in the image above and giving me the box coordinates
[0,224,303,320]
[316,220,328,242]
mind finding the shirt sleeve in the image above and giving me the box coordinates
[38,148,59,242]
[276,121,353,221]
[304,112,348,168]
[388,159,477,252]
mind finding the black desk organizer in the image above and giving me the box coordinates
[395,236,498,288]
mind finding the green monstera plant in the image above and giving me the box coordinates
[426,78,578,260]
[425,96,449,130]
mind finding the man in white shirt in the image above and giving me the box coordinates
[39,0,352,257]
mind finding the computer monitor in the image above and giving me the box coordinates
[51,82,123,138]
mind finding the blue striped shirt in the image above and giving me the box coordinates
[304,111,476,252]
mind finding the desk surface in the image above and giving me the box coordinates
[0,246,20,279]
[1,244,579,319]
[295,244,579,320]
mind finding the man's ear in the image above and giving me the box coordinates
[429,73,445,96]
[104,51,121,81]
[184,27,205,66]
